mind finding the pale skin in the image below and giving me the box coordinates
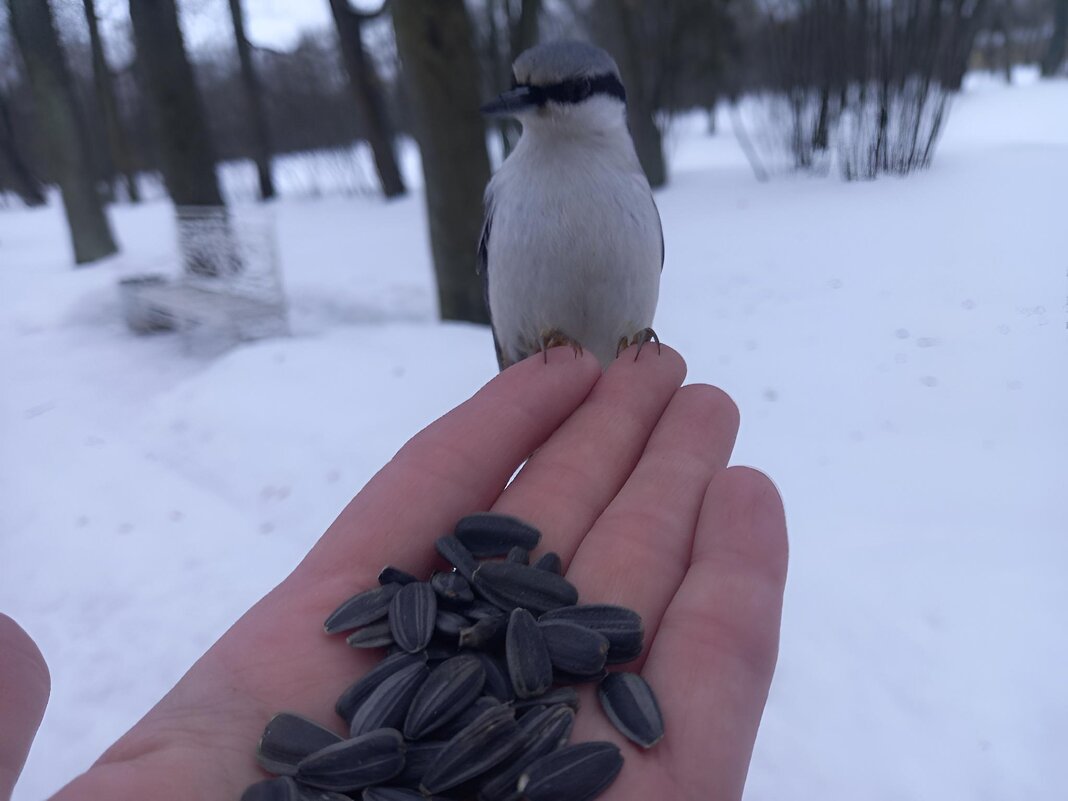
[1,345,787,801]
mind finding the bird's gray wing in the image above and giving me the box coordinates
[477,197,507,371]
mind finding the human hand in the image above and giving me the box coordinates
[0,615,49,801]
[46,346,787,801]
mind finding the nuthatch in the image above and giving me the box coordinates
[479,40,663,370]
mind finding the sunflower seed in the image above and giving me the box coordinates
[532,552,562,574]
[434,609,471,638]
[378,566,419,586]
[454,513,541,556]
[348,661,429,737]
[467,601,508,621]
[435,535,478,581]
[597,672,664,748]
[434,696,502,739]
[420,703,523,794]
[431,571,475,604]
[324,584,401,634]
[362,788,449,801]
[515,703,547,722]
[478,705,576,801]
[336,652,427,724]
[517,742,623,801]
[345,620,395,649]
[425,642,461,662]
[538,604,644,664]
[390,739,447,788]
[241,777,302,801]
[299,789,352,801]
[472,652,515,702]
[505,608,553,699]
[404,654,486,739]
[389,582,437,654]
[552,667,608,686]
[513,686,579,712]
[296,728,406,792]
[505,546,530,565]
[538,621,609,677]
[472,562,578,615]
[459,614,507,651]
[257,712,344,775]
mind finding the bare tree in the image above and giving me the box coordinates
[0,85,45,205]
[1042,0,1068,76]
[8,0,117,263]
[227,0,275,200]
[83,0,140,203]
[391,0,491,323]
[329,0,405,199]
[482,0,542,157]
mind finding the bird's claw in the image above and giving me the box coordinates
[540,329,584,363]
[630,328,661,361]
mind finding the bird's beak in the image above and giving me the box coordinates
[480,86,538,117]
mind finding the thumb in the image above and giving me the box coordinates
[0,615,50,801]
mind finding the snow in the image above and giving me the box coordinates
[2,76,1067,800]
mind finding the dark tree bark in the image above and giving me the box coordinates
[129,0,223,208]
[8,0,117,264]
[83,0,140,203]
[227,0,275,200]
[1042,0,1068,77]
[391,0,491,324]
[0,87,46,206]
[329,0,406,199]
[499,0,541,157]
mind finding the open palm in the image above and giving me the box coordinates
[44,346,787,801]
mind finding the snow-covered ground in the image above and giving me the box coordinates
[2,72,1066,800]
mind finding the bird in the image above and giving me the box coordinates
[478,40,663,371]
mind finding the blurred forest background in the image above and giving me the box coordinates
[1,0,1066,320]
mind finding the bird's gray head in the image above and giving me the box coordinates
[481,41,627,132]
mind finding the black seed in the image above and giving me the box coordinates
[505,608,553,700]
[378,566,419,586]
[390,740,447,788]
[515,703,547,721]
[517,741,623,801]
[538,604,644,664]
[257,712,343,775]
[346,620,395,649]
[299,788,353,801]
[553,667,608,686]
[431,571,475,604]
[472,562,578,615]
[597,672,664,748]
[420,703,523,794]
[459,614,507,651]
[538,621,609,677]
[454,513,541,556]
[336,652,427,724]
[324,584,400,634]
[506,546,530,565]
[467,601,508,621]
[241,776,302,801]
[296,728,406,792]
[389,582,437,654]
[362,788,449,801]
[472,652,515,702]
[348,661,429,737]
[478,705,575,801]
[435,609,471,638]
[532,552,562,574]
[404,654,486,740]
[513,686,579,712]
[435,535,478,581]
[434,696,502,739]
[425,642,461,662]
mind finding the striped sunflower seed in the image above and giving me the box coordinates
[345,620,394,649]
[472,562,578,615]
[478,705,576,801]
[553,667,608,686]
[420,703,523,795]
[513,686,579,712]
[388,582,437,654]
[472,652,515,702]
[435,535,478,581]
[296,728,406,792]
[517,741,623,801]
[348,661,429,737]
[390,739,447,788]
[538,604,644,664]
[538,621,609,677]
[299,788,353,801]
[378,566,418,586]
[404,654,486,740]
[335,651,427,724]
[434,696,502,739]
[467,600,508,620]
[257,712,344,775]
[431,571,475,604]
[241,777,302,801]
[505,608,553,699]
[597,672,664,748]
[434,609,471,638]
[506,546,530,565]
[324,584,400,634]
[454,513,541,556]
[362,788,450,801]
[532,551,562,574]
[459,614,507,651]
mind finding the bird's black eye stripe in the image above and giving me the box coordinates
[517,73,626,106]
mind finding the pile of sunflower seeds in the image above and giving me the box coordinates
[241,513,664,801]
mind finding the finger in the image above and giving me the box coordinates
[490,346,687,564]
[641,467,788,801]
[564,384,739,666]
[0,615,50,801]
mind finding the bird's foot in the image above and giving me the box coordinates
[629,328,661,361]
[539,329,584,363]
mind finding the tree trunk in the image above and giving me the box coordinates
[227,0,275,200]
[391,0,491,324]
[329,0,406,199]
[8,0,117,264]
[1042,0,1068,77]
[129,0,223,208]
[84,0,140,203]
[0,87,46,206]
